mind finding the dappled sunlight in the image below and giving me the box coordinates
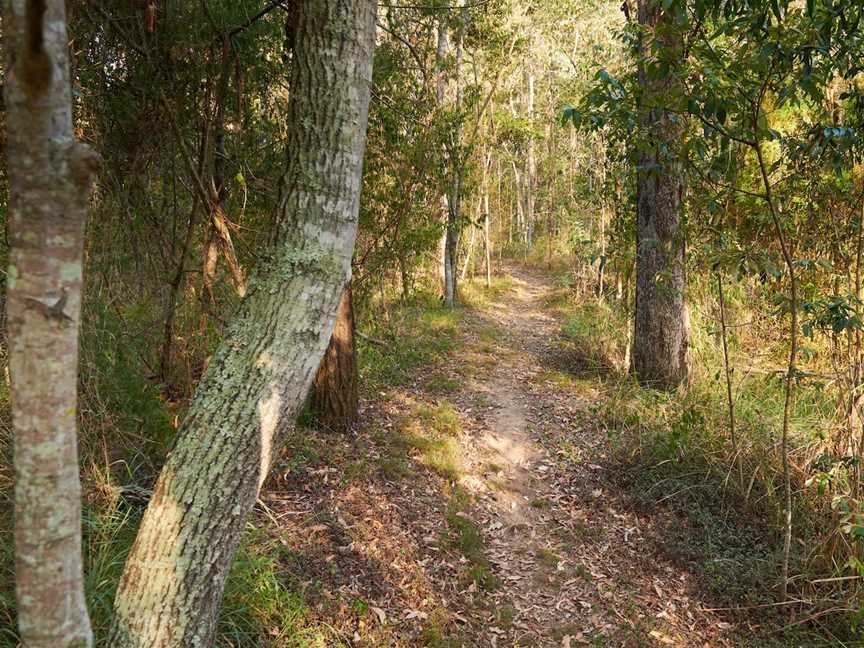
[241,268,766,647]
[110,488,185,646]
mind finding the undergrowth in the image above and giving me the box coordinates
[547,274,860,643]
[359,290,460,392]
[0,274,511,645]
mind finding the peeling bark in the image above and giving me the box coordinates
[4,0,98,646]
[108,2,377,646]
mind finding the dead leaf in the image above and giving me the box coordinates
[306,524,329,533]
[371,607,386,625]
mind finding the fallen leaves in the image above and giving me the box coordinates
[249,269,752,648]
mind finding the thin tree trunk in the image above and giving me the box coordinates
[443,3,467,306]
[512,160,524,244]
[444,184,461,306]
[597,205,607,299]
[109,2,377,646]
[855,201,864,473]
[632,0,690,389]
[716,273,737,452]
[484,192,492,288]
[524,62,536,250]
[160,197,201,386]
[546,123,556,269]
[754,135,797,604]
[435,14,453,304]
[312,283,359,430]
[461,213,477,281]
[5,0,100,645]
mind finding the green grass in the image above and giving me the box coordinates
[395,401,465,480]
[220,530,344,648]
[537,369,577,389]
[560,301,628,374]
[442,489,499,592]
[459,276,516,308]
[359,292,460,392]
[415,401,461,436]
[80,300,179,475]
[548,287,854,644]
[425,374,461,395]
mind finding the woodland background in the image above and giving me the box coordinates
[3,0,864,645]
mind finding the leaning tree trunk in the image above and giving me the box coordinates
[108,2,377,646]
[311,283,359,430]
[632,0,690,389]
[4,1,99,646]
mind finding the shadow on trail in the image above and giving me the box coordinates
[247,265,808,648]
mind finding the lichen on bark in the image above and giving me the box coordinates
[5,0,97,646]
[108,2,378,646]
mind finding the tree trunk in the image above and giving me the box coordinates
[461,216,477,282]
[632,0,690,389]
[439,4,467,307]
[444,186,460,306]
[108,2,377,646]
[484,192,493,288]
[597,205,607,299]
[435,17,452,303]
[512,160,524,245]
[311,284,359,430]
[546,122,556,269]
[524,63,536,250]
[4,0,99,646]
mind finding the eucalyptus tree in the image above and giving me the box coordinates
[438,4,469,307]
[4,0,99,645]
[564,0,690,389]
[108,1,378,645]
[573,0,864,604]
[631,0,690,389]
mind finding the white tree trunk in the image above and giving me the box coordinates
[4,0,99,645]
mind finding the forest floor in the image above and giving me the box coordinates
[245,267,805,648]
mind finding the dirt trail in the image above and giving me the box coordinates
[263,266,758,647]
[448,267,741,647]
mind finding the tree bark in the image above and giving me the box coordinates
[108,2,377,646]
[484,191,493,288]
[438,4,466,307]
[524,62,536,250]
[4,0,99,646]
[461,216,477,282]
[436,17,451,301]
[632,0,690,389]
[311,284,359,430]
